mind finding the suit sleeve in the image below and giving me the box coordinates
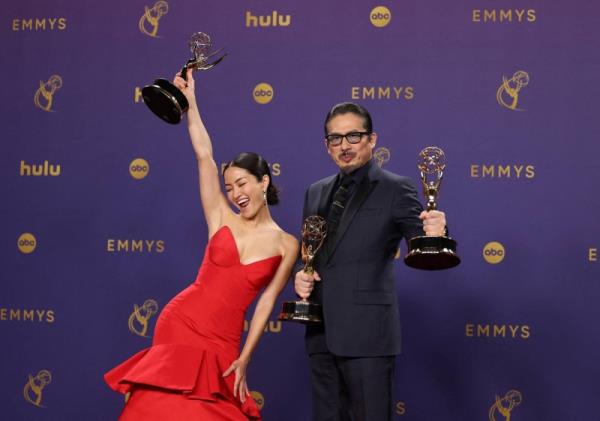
[392,177,424,243]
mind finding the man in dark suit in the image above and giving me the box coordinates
[294,102,447,421]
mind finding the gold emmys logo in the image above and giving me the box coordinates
[221,162,281,176]
[251,391,265,410]
[130,158,150,180]
[0,308,55,323]
[483,241,505,264]
[12,18,67,31]
[128,299,159,337]
[470,165,535,179]
[370,6,392,27]
[34,75,62,112]
[589,248,597,262]
[106,239,165,253]
[489,389,522,420]
[244,319,282,333]
[139,1,169,38]
[18,233,37,254]
[20,160,61,177]
[351,86,414,101]
[253,83,274,104]
[23,370,52,407]
[245,11,291,28]
[473,9,536,23]
[374,147,391,168]
[466,323,530,340]
[497,71,530,111]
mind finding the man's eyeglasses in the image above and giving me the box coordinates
[325,131,370,147]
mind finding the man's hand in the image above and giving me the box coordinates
[420,210,446,237]
[294,269,321,299]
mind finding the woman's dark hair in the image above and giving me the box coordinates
[323,102,373,135]
[223,152,279,205]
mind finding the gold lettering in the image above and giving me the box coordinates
[48,18,57,30]
[144,240,155,252]
[514,10,525,22]
[498,165,510,177]
[499,10,512,22]
[472,10,481,22]
[465,323,474,336]
[271,163,281,176]
[10,309,20,320]
[156,240,165,253]
[36,310,45,322]
[351,87,359,99]
[526,165,535,178]
[513,165,523,178]
[107,239,115,252]
[131,240,144,252]
[363,87,375,99]
[396,401,406,415]
[509,324,519,338]
[135,87,143,103]
[527,10,536,22]
[268,321,282,332]
[35,18,46,30]
[482,165,494,177]
[589,248,597,262]
[378,87,391,99]
[521,325,530,339]
[12,19,19,31]
[0,308,6,320]
[477,324,490,337]
[23,19,33,30]
[404,86,414,99]
[24,310,34,321]
[470,165,479,178]
[484,10,496,22]
[58,18,67,30]
[46,310,55,323]
[493,325,506,337]
[393,87,403,99]
[117,239,129,252]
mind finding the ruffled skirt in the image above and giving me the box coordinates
[104,343,261,420]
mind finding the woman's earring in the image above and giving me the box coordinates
[263,191,267,205]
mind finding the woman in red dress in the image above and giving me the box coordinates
[105,69,299,420]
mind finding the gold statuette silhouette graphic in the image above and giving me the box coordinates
[139,1,169,37]
[373,147,391,168]
[496,71,530,111]
[34,75,62,112]
[128,299,159,337]
[23,370,52,407]
[489,389,522,421]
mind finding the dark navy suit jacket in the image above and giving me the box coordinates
[303,160,423,357]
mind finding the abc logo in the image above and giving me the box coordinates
[250,391,265,410]
[253,83,274,105]
[18,233,37,254]
[129,158,149,180]
[370,6,392,27]
[483,241,505,264]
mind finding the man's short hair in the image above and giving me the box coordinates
[324,102,373,135]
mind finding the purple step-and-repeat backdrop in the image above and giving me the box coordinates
[2,1,599,420]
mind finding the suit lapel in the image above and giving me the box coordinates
[326,164,381,261]
[317,176,337,218]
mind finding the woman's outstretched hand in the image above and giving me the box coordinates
[173,68,196,105]
[222,357,250,403]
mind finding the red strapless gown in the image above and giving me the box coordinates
[105,226,282,420]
